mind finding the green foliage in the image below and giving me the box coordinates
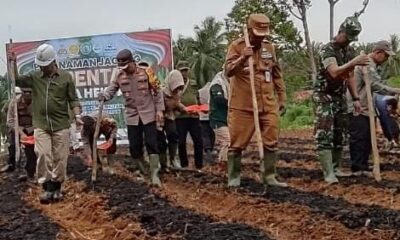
[173,17,226,87]
[225,0,302,50]
[387,76,400,88]
[173,37,195,67]
[0,76,10,141]
[280,41,323,91]
[284,75,309,100]
[280,99,314,130]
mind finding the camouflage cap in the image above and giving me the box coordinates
[339,16,362,42]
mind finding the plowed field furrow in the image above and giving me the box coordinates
[164,170,400,233]
[161,177,396,240]
[72,159,271,240]
[2,128,400,240]
[0,174,67,240]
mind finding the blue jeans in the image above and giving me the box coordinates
[375,94,399,141]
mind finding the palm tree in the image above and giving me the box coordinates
[173,36,195,67]
[173,17,227,87]
[190,17,226,87]
[383,34,400,78]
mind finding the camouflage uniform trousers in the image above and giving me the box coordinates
[313,93,348,151]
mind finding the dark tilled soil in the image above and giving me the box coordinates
[0,173,65,240]
[1,128,400,239]
[167,170,400,233]
[67,157,272,240]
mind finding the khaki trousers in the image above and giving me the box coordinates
[35,128,70,184]
[69,123,80,150]
[228,109,279,152]
[214,126,230,162]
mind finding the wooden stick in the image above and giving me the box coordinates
[91,100,104,182]
[243,26,264,160]
[6,39,20,167]
[363,66,381,182]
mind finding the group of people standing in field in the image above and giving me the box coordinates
[1,12,399,204]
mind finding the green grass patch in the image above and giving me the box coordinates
[280,99,314,130]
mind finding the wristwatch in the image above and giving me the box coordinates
[352,97,360,102]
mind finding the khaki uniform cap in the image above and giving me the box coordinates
[248,13,270,37]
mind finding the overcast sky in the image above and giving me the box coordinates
[0,0,399,74]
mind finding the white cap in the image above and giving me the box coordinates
[15,87,22,94]
[35,43,56,67]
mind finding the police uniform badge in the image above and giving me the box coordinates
[261,48,273,82]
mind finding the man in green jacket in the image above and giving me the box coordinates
[9,43,82,204]
[175,61,204,169]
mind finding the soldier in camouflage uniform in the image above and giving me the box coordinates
[313,16,370,184]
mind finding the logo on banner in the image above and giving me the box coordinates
[104,42,117,53]
[68,44,79,55]
[58,46,68,56]
[93,43,102,54]
[80,42,92,55]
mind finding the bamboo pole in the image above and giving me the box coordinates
[6,39,20,168]
[243,26,264,160]
[363,66,381,182]
[91,100,104,182]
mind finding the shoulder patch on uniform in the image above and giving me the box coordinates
[322,57,337,69]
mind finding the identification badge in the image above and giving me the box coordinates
[265,71,271,82]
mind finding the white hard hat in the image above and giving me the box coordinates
[35,43,56,67]
[15,87,22,94]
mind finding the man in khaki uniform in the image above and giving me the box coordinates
[225,13,287,187]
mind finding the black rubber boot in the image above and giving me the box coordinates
[39,182,54,204]
[52,181,63,202]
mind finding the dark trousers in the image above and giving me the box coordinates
[24,145,36,178]
[8,130,16,167]
[201,120,215,152]
[176,118,203,169]
[8,129,37,178]
[158,119,179,157]
[349,114,371,172]
[376,95,399,141]
[127,121,159,159]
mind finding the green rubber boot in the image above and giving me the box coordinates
[159,153,169,173]
[136,157,147,175]
[318,150,339,184]
[262,150,288,187]
[227,151,241,187]
[149,154,162,187]
[332,149,351,177]
[169,143,182,169]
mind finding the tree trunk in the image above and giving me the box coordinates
[329,1,335,40]
[300,6,317,83]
